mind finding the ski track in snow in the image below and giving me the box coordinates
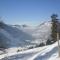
[1,52,38,60]
[0,46,47,60]
[0,42,58,60]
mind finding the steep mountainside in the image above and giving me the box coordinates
[0,21,52,49]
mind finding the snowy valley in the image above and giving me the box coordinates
[0,21,59,60]
[0,21,51,49]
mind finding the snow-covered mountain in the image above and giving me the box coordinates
[0,21,52,49]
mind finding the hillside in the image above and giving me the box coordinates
[0,21,52,49]
[0,41,59,60]
[0,21,60,60]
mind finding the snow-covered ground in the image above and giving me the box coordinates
[0,41,59,60]
[55,58,60,60]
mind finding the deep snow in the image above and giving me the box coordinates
[0,41,59,60]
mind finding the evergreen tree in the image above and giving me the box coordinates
[51,14,58,42]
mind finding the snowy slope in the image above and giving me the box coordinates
[0,26,34,48]
[0,41,59,60]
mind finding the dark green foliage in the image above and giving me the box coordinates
[28,46,33,49]
[59,33,60,39]
[46,39,54,45]
[51,14,58,42]
[17,49,20,52]
[39,43,45,47]
[36,43,45,47]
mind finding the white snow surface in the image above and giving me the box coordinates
[0,41,59,60]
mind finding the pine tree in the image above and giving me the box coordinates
[51,14,58,42]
